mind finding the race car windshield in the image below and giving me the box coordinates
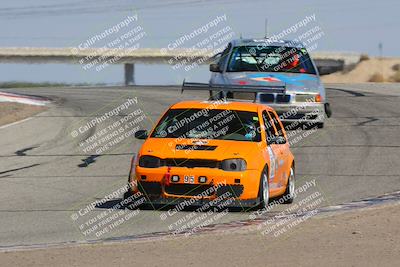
[227,46,317,74]
[151,108,261,142]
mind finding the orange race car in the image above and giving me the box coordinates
[124,84,295,210]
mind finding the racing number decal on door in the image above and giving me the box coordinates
[263,110,277,183]
[267,146,276,182]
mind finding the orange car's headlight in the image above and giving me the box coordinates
[220,159,247,171]
[139,155,161,168]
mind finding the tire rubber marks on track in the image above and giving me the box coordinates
[78,155,101,168]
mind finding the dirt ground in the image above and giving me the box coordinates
[1,203,399,267]
[322,57,400,83]
[0,103,46,127]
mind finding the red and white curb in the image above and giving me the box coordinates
[0,91,49,106]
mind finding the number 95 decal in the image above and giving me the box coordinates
[184,175,195,184]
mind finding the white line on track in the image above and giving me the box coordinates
[0,117,33,130]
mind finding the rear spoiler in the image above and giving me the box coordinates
[181,80,286,100]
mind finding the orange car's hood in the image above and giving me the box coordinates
[139,138,263,161]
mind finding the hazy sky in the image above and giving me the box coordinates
[1,0,399,84]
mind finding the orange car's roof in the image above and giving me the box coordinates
[170,100,271,112]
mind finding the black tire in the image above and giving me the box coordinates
[281,165,295,204]
[257,167,269,209]
[324,103,332,118]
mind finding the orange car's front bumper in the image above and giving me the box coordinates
[131,166,261,201]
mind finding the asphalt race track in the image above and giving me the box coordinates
[1,84,399,247]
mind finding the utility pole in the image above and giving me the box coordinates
[264,18,268,38]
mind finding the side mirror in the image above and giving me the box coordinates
[317,66,330,76]
[276,136,287,144]
[269,136,286,145]
[209,63,221,72]
[134,130,148,140]
[210,52,222,63]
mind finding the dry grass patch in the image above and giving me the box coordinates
[359,53,370,62]
[389,71,400,82]
[368,72,385,82]
[0,103,46,126]
[392,64,400,71]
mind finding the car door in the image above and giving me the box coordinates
[262,110,282,193]
[267,110,290,190]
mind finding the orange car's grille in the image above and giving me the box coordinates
[165,184,244,198]
[137,181,162,197]
[165,184,214,197]
[164,158,219,169]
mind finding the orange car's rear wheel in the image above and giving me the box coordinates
[281,166,295,204]
[258,167,269,209]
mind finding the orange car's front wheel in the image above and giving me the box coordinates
[257,167,269,210]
